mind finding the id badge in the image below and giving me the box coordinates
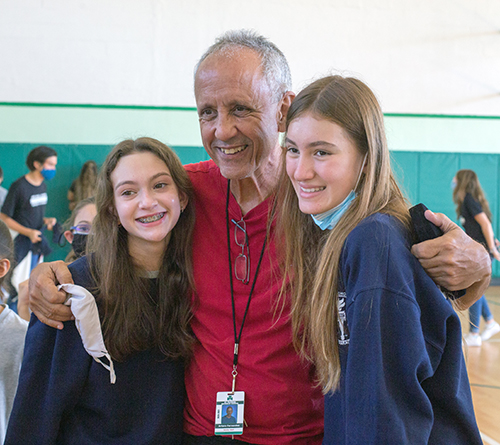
[214,391,245,436]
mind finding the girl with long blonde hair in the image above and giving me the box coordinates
[277,75,481,443]
[452,169,500,346]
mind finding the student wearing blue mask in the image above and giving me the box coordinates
[277,75,481,444]
[0,146,58,296]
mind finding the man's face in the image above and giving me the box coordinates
[226,407,233,417]
[194,48,283,181]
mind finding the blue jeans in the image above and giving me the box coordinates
[469,296,493,333]
[30,253,40,272]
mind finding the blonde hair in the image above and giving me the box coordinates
[453,169,492,221]
[73,160,98,203]
[276,75,410,393]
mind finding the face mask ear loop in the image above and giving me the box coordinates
[353,153,368,194]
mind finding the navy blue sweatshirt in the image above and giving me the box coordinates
[5,256,185,444]
[323,213,481,444]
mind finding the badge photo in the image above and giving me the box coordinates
[214,391,245,436]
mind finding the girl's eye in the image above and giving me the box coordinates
[154,182,167,190]
[286,146,299,155]
[316,150,330,157]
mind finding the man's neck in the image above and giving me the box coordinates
[230,158,281,215]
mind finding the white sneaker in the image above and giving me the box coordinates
[481,321,500,341]
[464,333,482,347]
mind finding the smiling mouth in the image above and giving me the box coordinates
[219,145,247,155]
[137,213,165,223]
[300,186,325,193]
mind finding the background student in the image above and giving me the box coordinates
[452,169,500,346]
[67,160,98,211]
[0,145,58,301]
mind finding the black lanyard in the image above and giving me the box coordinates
[225,180,268,391]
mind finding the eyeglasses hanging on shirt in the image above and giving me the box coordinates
[231,218,250,285]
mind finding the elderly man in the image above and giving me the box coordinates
[30,30,490,444]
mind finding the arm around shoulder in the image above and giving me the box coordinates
[29,261,74,329]
[411,210,491,309]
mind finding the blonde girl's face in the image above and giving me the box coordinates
[285,113,365,215]
[111,151,187,257]
[64,203,97,244]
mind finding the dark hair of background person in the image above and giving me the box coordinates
[87,137,195,362]
[26,145,58,172]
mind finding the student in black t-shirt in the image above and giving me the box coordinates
[453,169,500,346]
[0,146,58,293]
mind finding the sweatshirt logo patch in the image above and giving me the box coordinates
[338,292,350,345]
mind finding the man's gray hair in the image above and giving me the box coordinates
[195,29,292,101]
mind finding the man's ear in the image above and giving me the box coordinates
[0,258,10,279]
[277,91,295,133]
[64,230,74,244]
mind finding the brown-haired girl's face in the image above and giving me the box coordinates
[111,151,188,257]
[285,113,365,215]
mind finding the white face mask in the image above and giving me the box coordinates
[60,283,116,384]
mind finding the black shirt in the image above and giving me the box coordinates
[460,193,487,247]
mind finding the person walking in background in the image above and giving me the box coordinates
[453,169,500,346]
[0,146,58,304]
[67,160,98,210]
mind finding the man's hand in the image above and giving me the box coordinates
[411,210,491,309]
[29,261,74,329]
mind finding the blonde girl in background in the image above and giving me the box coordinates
[452,169,500,346]
[278,75,481,444]
[67,160,98,210]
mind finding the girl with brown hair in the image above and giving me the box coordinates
[452,169,500,346]
[277,75,481,443]
[6,137,194,444]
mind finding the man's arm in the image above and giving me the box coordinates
[29,261,74,329]
[411,210,491,310]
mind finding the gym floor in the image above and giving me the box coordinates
[463,286,500,445]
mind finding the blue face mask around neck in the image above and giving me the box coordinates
[41,168,56,181]
[311,190,357,230]
[310,153,367,231]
